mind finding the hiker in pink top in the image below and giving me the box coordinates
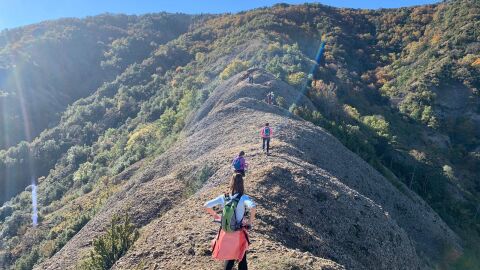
[261,123,273,155]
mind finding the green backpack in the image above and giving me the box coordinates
[221,194,242,232]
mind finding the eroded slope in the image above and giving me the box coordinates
[37,71,460,270]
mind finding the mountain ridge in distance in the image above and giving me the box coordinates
[1,0,479,269]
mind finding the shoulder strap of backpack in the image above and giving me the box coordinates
[228,193,241,202]
[235,193,244,228]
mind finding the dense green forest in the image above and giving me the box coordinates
[0,13,193,150]
[0,0,479,269]
[0,13,194,202]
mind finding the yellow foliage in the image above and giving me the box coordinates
[267,42,281,52]
[431,34,441,45]
[126,124,157,150]
[362,115,391,138]
[195,73,209,84]
[375,68,391,85]
[286,72,305,86]
[174,91,195,132]
[195,52,205,62]
[73,162,93,182]
[343,104,360,120]
[458,54,480,67]
[406,41,423,54]
[220,59,250,80]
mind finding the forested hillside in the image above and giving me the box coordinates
[0,13,194,203]
[0,0,479,269]
[0,13,193,149]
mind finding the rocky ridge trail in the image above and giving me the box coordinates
[37,70,460,270]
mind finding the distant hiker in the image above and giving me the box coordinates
[261,123,273,155]
[232,151,248,176]
[248,74,254,84]
[265,91,275,105]
[204,173,256,270]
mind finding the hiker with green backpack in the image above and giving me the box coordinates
[204,173,256,270]
[261,123,273,155]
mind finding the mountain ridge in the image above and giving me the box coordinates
[37,70,460,269]
[0,1,478,269]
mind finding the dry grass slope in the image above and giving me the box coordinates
[36,70,460,270]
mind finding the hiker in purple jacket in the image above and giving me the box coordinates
[232,151,248,176]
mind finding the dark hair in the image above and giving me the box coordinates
[229,174,245,195]
[265,123,269,126]
[239,151,245,156]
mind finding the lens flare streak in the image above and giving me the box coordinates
[31,178,38,227]
[276,37,326,133]
[8,44,39,227]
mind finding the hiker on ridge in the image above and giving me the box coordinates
[261,123,273,155]
[204,173,256,270]
[232,151,248,176]
[269,91,275,104]
[265,92,272,104]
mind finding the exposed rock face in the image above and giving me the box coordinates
[37,70,460,270]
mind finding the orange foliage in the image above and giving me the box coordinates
[375,68,391,85]
[472,58,480,67]
[431,34,441,45]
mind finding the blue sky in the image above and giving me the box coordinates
[0,0,440,30]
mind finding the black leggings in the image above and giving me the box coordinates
[224,253,247,270]
[234,169,246,177]
[262,138,270,152]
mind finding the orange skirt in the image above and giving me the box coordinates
[211,229,249,261]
